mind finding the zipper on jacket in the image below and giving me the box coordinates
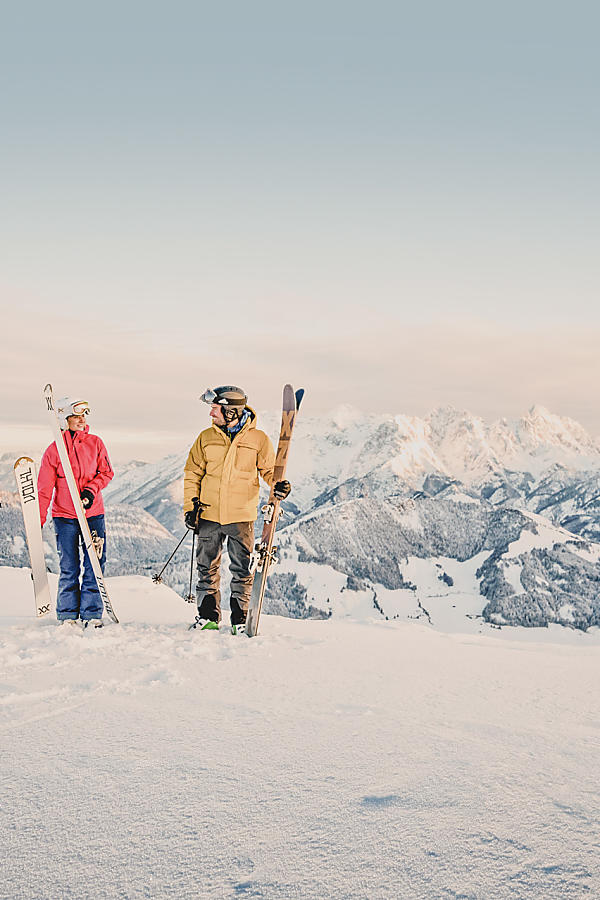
[69,431,82,488]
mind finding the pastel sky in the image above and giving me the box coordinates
[2,1,599,459]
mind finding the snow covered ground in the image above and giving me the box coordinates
[2,566,600,899]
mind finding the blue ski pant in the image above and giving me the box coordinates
[54,515,107,621]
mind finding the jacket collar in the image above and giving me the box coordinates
[64,424,90,446]
[212,405,256,440]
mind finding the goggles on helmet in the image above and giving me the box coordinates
[200,386,247,408]
[200,388,218,405]
[71,402,90,416]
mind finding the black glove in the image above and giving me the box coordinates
[273,479,291,500]
[80,489,95,509]
[185,497,201,530]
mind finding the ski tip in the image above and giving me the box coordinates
[295,388,305,411]
[43,383,52,392]
[14,456,34,469]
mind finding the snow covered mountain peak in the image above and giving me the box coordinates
[330,404,363,431]
[528,403,556,420]
[426,405,484,433]
[425,407,495,479]
[396,403,600,481]
[92,401,600,524]
[515,405,598,455]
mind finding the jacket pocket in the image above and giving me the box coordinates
[235,443,258,473]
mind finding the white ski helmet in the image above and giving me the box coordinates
[57,397,91,430]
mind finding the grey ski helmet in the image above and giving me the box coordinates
[200,386,247,423]
[200,386,247,409]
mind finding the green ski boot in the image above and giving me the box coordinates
[188,616,220,631]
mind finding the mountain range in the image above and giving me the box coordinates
[2,404,600,631]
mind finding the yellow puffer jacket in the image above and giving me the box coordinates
[183,408,276,525]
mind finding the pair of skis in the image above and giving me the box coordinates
[14,385,118,623]
[246,384,304,637]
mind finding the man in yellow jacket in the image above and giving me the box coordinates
[183,386,291,633]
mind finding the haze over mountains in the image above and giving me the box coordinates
[2,404,600,631]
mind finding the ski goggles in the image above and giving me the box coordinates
[70,401,91,416]
[200,389,217,405]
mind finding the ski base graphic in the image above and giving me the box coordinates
[246,384,304,637]
[14,457,52,617]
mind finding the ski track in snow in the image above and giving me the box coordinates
[2,570,600,899]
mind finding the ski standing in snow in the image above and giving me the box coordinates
[41,386,117,627]
[14,457,52,617]
[246,385,304,636]
[183,385,293,634]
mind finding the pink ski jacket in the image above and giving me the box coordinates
[38,427,114,524]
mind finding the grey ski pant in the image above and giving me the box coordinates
[195,520,255,625]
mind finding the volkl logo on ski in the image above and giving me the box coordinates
[18,467,36,503]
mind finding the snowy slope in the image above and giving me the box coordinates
[2,568,600,899]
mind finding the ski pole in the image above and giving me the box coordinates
[152,531,190,584]
[184,498,209,602]
[184,499,209,601]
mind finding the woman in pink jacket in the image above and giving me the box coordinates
[38,397,114,629]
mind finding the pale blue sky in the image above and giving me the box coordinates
[2,1,599,451]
